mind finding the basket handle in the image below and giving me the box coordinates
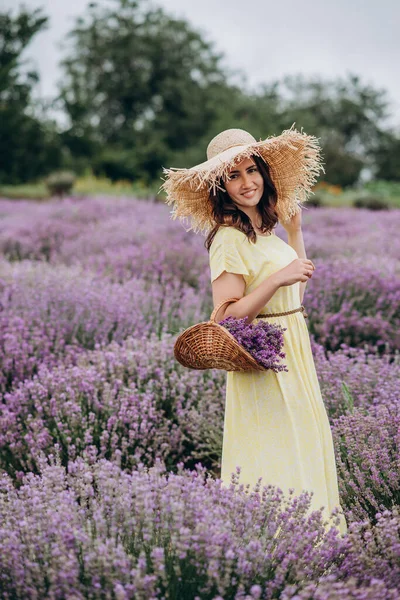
[210,297,240,323]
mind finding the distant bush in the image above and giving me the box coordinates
[307,194,324,208]
[353,196,390,210]
[45,170,76,197]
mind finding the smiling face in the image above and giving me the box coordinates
[223,157,264,210]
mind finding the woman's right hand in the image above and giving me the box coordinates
[274,258,316,286]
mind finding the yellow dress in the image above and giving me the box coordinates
[209,226,347,535]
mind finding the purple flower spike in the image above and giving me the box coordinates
[219,316,288,372]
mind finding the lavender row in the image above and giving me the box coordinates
[0,334,225,480]
[1,197,400,265]
[1,458,399,599]
[1,334,398,522]
[0,259,210,392]
[1,198,399,358]
[305,257,400,353]
[1,254,398,398]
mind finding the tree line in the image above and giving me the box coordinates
[1,0,399,187]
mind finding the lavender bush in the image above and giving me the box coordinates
[1,333,399,529]
[2,197,400,353]
[305,258,400,353]
[0,457,348,600]
[293,578,399,600]
[332,402,400,522]
[338,508,400,593]
[297,206,400,263]
[0,197,140,262]
[311,341,400,419]
[0,335,226,479]
[0,197,208,287]
[2,457,400,600]
[0,260,209,392]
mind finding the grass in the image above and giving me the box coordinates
[0,173,162,202]
[313,180,400,209]
[0,182,49,200]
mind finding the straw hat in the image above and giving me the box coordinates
[161,125,324,234]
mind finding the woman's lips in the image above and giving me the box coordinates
[242,190,257,198]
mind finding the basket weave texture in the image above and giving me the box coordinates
[174,298,266,372]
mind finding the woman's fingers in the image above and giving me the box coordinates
[304,259,316,270]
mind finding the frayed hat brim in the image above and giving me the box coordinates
[161,126,324,234]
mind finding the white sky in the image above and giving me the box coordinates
[3,0,400,127]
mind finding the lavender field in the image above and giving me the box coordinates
[0,196,399,599]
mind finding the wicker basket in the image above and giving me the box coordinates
[174,297,266,372]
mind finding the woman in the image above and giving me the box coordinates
[163,127,347,535]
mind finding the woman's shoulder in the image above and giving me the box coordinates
[212,226,248,246]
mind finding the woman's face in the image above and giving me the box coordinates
[223,157,264,209]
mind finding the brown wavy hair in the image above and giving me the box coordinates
[204,154,279,251]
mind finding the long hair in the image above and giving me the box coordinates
[204,154,279,251]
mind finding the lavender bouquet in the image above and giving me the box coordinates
[219,315,288,372]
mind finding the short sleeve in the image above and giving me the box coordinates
[209,229,250,283]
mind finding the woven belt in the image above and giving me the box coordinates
[256,305,308,319]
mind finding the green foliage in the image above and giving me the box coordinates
[341,381,355,413]
[353,195,390,211]
[74,170,160,199]
[0,173,161,200]
[166,87,282,169]
[0,8,47,104]
[0,6,62,184]
[45,170,76,197]
[59,0,227,181]
[162,74,394,187]
[267,74,391,187]
[363,179,400,197]
[373,133,400,181]
[0,182,49,200]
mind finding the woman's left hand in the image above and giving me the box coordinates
[280,209,302,234]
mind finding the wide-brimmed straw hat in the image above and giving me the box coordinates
[161,125,324,234]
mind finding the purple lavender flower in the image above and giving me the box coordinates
[219,315,288,372]
[0,457,347,599]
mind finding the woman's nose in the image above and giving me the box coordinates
[241,173,251,188]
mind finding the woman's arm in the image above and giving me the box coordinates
[280,211,309,304]
[287,229,308,304]
[212,271,282,323]
[211,253,314,323]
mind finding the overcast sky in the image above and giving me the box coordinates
[4,0,400,127]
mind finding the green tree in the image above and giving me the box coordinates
[373,132,400,181]
[0,6,62,184]
[160,73,396,187]
[59,0,228,181]
[258,74,392,186]
[166,83,282,170]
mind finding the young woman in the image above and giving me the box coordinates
[163,127,347,535]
